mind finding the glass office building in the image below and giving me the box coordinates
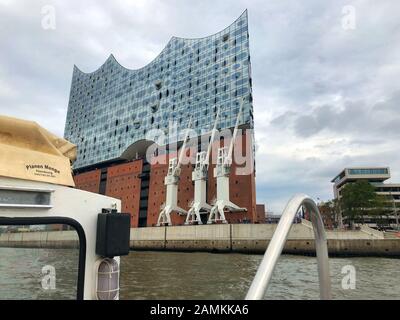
[64,10,254,169]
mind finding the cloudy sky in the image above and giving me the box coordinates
[1,0,399,213]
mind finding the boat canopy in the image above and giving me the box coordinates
[0,115,76,187]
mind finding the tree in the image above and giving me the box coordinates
[372,194,392,229]
[318,199,345,229]
[340,180,387,229]
[332,198,344,229]
[318,200,336,229]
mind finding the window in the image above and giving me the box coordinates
[0,218,85,300]
[348,168,389,175]
[155,81,162,90]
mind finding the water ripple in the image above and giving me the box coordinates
[120,251,400,300]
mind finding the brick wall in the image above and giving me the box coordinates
[256,204,266,223]
[105,160,143,227]
[73,169,101,193]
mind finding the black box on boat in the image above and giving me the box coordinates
[96,212,131,257]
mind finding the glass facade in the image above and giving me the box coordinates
[375,186,400,193]
[64,11,254,169]
[333,170,346,183]
[348,168,389,175]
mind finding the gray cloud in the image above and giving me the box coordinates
[271,92,400,139]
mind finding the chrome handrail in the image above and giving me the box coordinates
[245,194,332,300]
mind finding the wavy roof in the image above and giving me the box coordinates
[73,9,248,75]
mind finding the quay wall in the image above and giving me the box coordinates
[0,230,79,249]
[1,223,399,257]
[130,223,400,257]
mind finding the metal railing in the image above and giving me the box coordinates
[245,194,332,300]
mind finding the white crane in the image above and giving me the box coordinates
[208,98,247,224]
[157,118,193,226]
[185,109,220,225]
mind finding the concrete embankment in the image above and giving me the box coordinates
[0,230,79,249]
[130,222,400,257]
[1,222,399,257]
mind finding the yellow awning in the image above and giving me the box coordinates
[0,115,76,187]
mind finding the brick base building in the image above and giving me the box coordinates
[73,131,264,227]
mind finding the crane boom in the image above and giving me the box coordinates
[176,117,193,171]
[226,98,244,164]
[205,108,220,165]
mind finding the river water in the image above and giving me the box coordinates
[0,248,399,299]
[120,251,400,300]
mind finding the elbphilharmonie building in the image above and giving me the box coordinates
[64,10,263,227]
